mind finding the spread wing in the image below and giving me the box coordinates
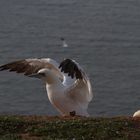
[0,58,63,80]
[59,59,93,105]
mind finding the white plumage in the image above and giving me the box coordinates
[60,37,68,47]
[133,110,140,118]
[0,58,93,116]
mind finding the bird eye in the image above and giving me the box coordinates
[39,73,45,76]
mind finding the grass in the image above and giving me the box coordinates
[0,116,139,140]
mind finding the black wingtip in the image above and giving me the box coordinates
[0,65,9,71]
[59,59,83,79]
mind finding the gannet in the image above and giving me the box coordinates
[0,58,93,116]
[133,110,140,118]
[60,37,68,47]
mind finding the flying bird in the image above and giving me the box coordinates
[0,58,93,116]
[60,37,68,47]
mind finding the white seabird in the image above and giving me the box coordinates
[133,110,140,118]
[0,58,93,116]
[60,37,68,47]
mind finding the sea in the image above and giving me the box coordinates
[0,0,140,116]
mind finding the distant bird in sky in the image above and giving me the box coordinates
[60,37,68,47]
[0,58,93,116]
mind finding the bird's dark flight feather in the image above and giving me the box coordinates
[59,59,83,79]
[0,60,41,76]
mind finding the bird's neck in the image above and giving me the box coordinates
[46,79,64,92]
[46,79,64,104]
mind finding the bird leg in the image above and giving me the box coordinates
[69,111,76,116]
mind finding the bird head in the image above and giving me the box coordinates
[29,68,63,84]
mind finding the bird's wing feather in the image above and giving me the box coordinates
[0,58,63,80]
[59,59,93,104]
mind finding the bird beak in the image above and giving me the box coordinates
[28,73,43,79]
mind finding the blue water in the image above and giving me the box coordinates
[0,0,140,116]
